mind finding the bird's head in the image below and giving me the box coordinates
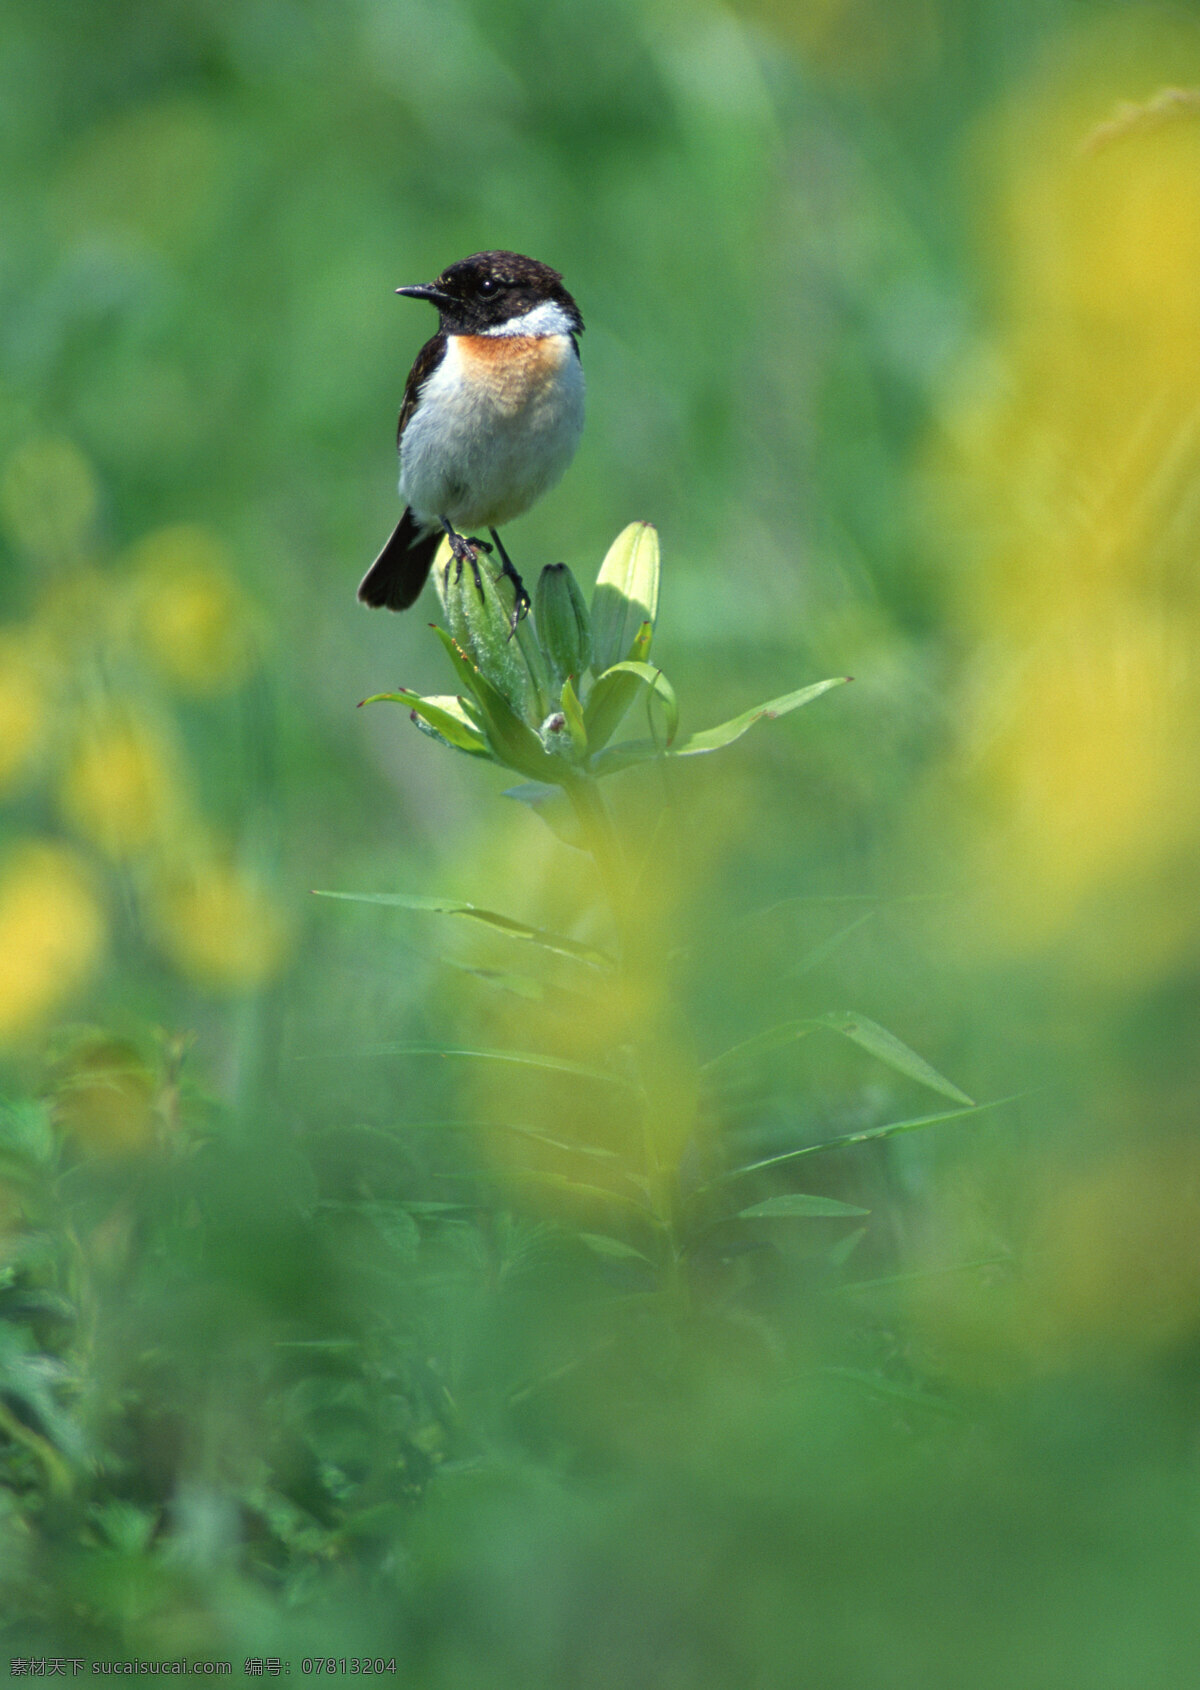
[396,250,584,339]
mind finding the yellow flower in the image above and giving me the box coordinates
[59,707,186,860]
[153,858,289,992]
[53,1036,156,1155]
[922,22,1200,978]
[125,525,259,694]
[0,842,105,1044]
[0,436,99,560]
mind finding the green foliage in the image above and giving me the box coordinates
[1,0,1198,1678]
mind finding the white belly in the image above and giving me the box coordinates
[400,333,585,532]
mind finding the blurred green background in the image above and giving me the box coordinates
[3,0,1200,1677]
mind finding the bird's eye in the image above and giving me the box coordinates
[479,278,498,295]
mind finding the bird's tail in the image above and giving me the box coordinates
[358,508,441,611]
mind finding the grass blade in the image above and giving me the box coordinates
[703,1021,818,1075]
[311,890,613,969]
[355,1043,633,1088]
[694,1100,1006,1199]
[817,1012,974,1105]
[738,1193,870,1219]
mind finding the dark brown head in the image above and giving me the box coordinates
[396,250,584,340]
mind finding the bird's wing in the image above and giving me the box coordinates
[397,331,447,449]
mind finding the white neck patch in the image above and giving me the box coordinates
[481,299,576,338]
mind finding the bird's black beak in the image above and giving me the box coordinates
[395,283,454,308]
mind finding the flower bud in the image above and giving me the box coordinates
[436,541,542,726]
[534,564,593,687]
[539,709,570,754]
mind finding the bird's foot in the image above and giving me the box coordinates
[504,575,531,637]
[443,529,489,594]
[486,530,530,634]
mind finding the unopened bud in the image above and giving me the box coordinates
[534,564,593,687]
[437,541,542,726]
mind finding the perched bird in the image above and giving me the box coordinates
[358,250,585,618]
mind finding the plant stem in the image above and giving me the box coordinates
[564,772,631,968]
[564,771,675,1237]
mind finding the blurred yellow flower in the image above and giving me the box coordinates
[0,635,49,793]
[0,842,105,1044]
[125,525,259,694]
[0,436,99,560]
[923,23,1200,978]
[53,1035,157,1155]
[908,1144,1200,1384]
[153,858,289,992]
[59,707,186,861]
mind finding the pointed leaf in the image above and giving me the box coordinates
[791,911,876,978]
[311,890,612,968]
[356,1042,633,1088]
[581,630,655,753]
[826,1226,868,1268]
[343,1119,617,1160]
[576,1232,655,1265]
[703,1014,974,1106]
[692,1100,1003,1201]
[596,661,679,745]
[360,689,493,757]
[703,1021,817,1076]
[593,678,849,776]
[817,1013,974,1105]
[674,677,849,755]
[432,626,559,781]
[443,960,547,1000]
[560,676,588,757]
[738,1193,870,1219]
[590,522,659,674]
[491,1168,658,1223]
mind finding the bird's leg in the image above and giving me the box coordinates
[489,529,531,632]
[439,519,487,595]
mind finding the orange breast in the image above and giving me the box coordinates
[454,334,573,414]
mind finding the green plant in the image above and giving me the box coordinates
[320,526,988,1313]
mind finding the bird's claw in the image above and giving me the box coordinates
[506,582,531,638]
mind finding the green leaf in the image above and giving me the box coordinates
[703,1021,817,1076]
[490,1168,658,1223]
[737,1193,870,1219]
[491,1123,618,1160]
[833,1255,1011,1297]
[581,630,655,753]
[443,960,547,1000]
[590,521,659,674]
[674,677,849,755]
[818,1367,962,1417]
[560,675,588,757]
[360,689,492,757]
[345,1117,619,1161]
[791,911,876,977]
[576,1232,655,1265]
[593,678,849,776]
[817,1012,974,1105]
[703,1014,973,1106]
[596,660,678,745]
[826,1226,868,1268]
[311,889,613,968]
[357,1043,632,1088]
[693,1100,1002,1198]
[432,627,559,781]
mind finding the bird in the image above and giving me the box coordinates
[358,250,585,619]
